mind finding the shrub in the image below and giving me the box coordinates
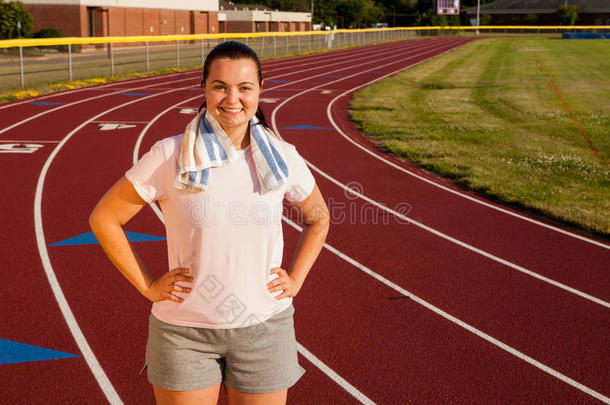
[33,27,62,38]
[558,4,580,26]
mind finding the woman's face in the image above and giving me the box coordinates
[203,57,262,134]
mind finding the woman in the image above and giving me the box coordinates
[89,41,329,405]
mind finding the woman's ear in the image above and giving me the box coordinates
[259,80,264,94]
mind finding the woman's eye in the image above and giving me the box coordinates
[214,85,224,90]
[241,87,252,91]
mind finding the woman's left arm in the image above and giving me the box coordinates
[267,184,329,300]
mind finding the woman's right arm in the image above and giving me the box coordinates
[89,176,192,302]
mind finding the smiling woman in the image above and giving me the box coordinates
[89,41,330,405]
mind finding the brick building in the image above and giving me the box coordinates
[21,0,312,39]
[22,0,220,38]
[218,1,312,33]
[464,0,610,25]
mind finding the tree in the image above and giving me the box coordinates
[314,0,337,26]
[558,4,580,26]
[336,0,384,28]
[0,0,33,39]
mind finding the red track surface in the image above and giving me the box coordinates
[1,38,609,404]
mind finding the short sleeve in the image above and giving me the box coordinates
[125,139,171,203]
[283,144,316,203]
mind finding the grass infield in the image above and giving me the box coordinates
[350,38,609,237]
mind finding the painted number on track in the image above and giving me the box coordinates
[0,143,44,154]
[98,124,137,131]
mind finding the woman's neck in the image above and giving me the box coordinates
[225,122,251,150]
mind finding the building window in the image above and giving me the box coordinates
[87,7,96,37]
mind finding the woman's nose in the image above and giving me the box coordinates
[225,88,239,104]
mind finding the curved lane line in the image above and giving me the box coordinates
[281,216,610,405]
[0,71,185,111]
[129,41,610,403]
[34,84,196,405]
[270,40,610,309]
[1,40,407,136]
[26,41,452,405]
[0,77,197,136]
[325,56,610,250]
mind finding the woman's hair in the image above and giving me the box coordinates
[199,41,269,129]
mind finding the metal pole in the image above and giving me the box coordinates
[274,35,276,56]
[297,35,300,52]
[110,42,114,75]
[146,41,150,71]
[201,38,205,63]
[261,35,265,57]
[476,0,481,35]
[176,40,180,69]
[285,34,288,53]
[68,44,72,81]
[19,46,24,88]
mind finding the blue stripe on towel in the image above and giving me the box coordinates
[269,142,288,177]
[200,117,218,161]
[250,126,282,181]
[199,168,210,186]
[202,116,228,161]
[188,171,197,183]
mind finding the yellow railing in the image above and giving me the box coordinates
[1,26,609,48]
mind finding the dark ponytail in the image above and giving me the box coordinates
[199,41,270,130]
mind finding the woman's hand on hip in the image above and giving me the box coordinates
[144,268,193,303]
[267,267,302,300]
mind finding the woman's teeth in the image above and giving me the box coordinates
[221,107,242,113]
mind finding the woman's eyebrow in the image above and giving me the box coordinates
[210,79,255,85]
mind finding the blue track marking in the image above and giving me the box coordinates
[0,338,79,365]
[282,124,330,130]
[29,101,67,106]
[266,79,289,83]
[120,92,151,96]
[48,231,166,246]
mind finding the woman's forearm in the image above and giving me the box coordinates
[90,213,154,296]
[287,216,329,288]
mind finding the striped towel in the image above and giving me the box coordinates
[175,110,289,194]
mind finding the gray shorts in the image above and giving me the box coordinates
[145,304,305,394]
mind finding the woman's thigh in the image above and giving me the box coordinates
[225,385,287,405]
[153,383,222,405]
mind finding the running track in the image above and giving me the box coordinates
[1,38,609,404]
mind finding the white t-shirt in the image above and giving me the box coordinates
[125,134,315,329]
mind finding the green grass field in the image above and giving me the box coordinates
[350,38,610,236]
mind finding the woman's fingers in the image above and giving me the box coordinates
[169,283,192,293]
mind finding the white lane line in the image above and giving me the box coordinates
[1,139,61,143]
[281,216,610,404]
[129,40,609,404]
[0,76,196,136]
[270,39,610,310]
[0,71,186,111]
[93,120,151,123]
[0,41,406,137]
[34,85,196,405]
[305,158,610,310]
[297,343,376,405]
[266,39,443,82]
[325,56,610,250]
